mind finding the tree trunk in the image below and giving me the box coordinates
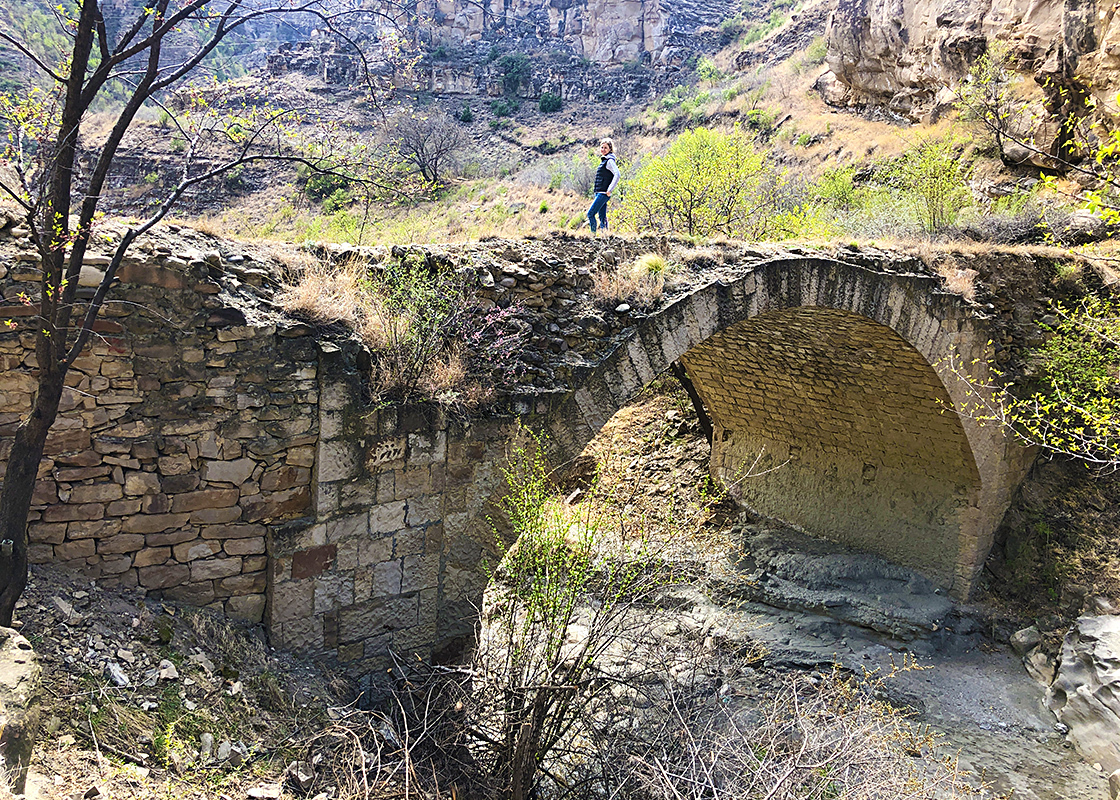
[0,379,65,626]
[670,360,713,446]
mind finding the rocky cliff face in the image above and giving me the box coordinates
[267,0,739,102]
[821,0,1120,126]
[420,0,738,66]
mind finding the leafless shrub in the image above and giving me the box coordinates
[391,111,468,185]
[599,658,985,800]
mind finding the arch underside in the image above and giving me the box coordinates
[680,307,981,587]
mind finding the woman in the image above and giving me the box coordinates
[587,138,620,234]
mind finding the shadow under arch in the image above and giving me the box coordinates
[542,256,1035,598]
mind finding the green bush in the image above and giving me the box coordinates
[893,137,971,232]
[619,125,802,239]
[222,165,245,192]
[539,92,562,113]
[498,53,531,95]
[322,188,351,214]
[814,166,861,211]
[745,107,777,133]
[459,103,473,123]
[301,167,352,204]
[658,85,690,111]
[697,57,723,84]
[804,36,828,66]
[742,10,787,46]
[954,296,1120,471]
[490,98,520,117]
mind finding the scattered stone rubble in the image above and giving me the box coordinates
[13,564,342,800]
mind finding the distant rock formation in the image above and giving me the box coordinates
[265,0,741,102]
[419,0,739,66]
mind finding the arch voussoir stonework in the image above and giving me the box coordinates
[551,257,1032,598]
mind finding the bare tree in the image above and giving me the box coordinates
[0,0,390,626]
[391,109,466,184]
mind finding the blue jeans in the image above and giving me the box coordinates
[587,192,609,232]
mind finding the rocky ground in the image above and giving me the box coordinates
[13,567,349,800]
[581,379,1110,800]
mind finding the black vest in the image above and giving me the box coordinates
[594,156,615,194]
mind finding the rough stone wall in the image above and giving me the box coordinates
[267,344,526,688]
[0,230,317,622]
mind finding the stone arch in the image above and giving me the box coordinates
[544,257,1034,598]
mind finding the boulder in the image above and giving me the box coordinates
[1010,625,1041,656]
[0,628,41,794]
[1046,615,1120,774]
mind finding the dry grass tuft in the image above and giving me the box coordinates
[422,343,468,397]
[275,258,366,328]
[593,252,675,305]
[941,266,979,300]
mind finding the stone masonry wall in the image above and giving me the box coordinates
[0,226,318,622]
[267,341,529,688]
[682,307,978,585]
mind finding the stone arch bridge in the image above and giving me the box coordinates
[269,252,1034,682]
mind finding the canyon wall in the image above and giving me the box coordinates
[822,0,1120,126]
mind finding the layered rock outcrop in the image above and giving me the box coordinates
[418,0,737,65]
[266,0,738,101]
[822,0,1120,125]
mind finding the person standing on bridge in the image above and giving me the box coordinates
[588,138,620,235]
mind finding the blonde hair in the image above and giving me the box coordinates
[599,138,614,153]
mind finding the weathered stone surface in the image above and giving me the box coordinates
[200,523,266,540]
[201,458,256,486]
[164,582,216,605]
[226,594,266,622]
[171,488,240,513]
[224,537,266,556]
[292,545,336,580]
[219,572,267,595]
[1047,615,1120,774]
[133,546,172,568]
[139,563,191,589]
[54,540,95,561]
[124,471,161,496]
[0,628,40,794]
[121,513,190,534]
[172,539,223,563]
[270,580,313,624]
[28,523,66,545]
[97,534,146,555]
[190,557,243,581]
